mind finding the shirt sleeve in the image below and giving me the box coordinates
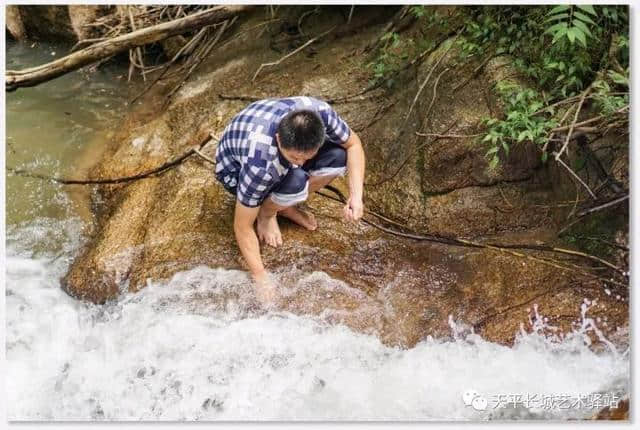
[318,103,351,145]
[236,164,274,208]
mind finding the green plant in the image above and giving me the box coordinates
[455,5,628,166]
[366,31,408,87]
[481,81,558,169]
[366,7,451,87]
[544,5,598,47]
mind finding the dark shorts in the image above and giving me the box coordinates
[217,143,346,206]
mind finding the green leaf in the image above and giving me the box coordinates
[502,141,510,155]
[566,28,576,44]
[573,11,596,25]
[548,5,570,14]
[551,28,568,44]
[572,27,587,47]
[545,13,569,22]
[482,134,493,142]
[572,19,593,37]
[489,156,499,169]
[576,5,597,16]
[485,146,499,156]
[544,21,568,35]
[517,131,527,142]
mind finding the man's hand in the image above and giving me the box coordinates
[343,194,364,222]
[252,270,277,307]
[341,131,365,223]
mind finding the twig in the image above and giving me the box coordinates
[542,102,576,153]
[404,37,456,125]
[128,6,147,81]
[423,67,449,125]
[364,5,409,52]
[164,17,234,105]
[327,28,462,104]
[577,194,628,217]
[550,105,628,133]
[347,6,355,24]
[452,53,497,92]
[129,25,209,104]
[193,148,216,165]
[554,154,597,199]
[415,132,482,139]
[252,26,335,82]
[555,87,591,161]
[297,7,319,36]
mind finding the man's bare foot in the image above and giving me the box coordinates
[279,205,318,231]
[256,215,283,247]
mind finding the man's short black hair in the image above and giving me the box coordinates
[277,109,325,152]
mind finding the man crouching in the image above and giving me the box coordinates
[214,96,365,304]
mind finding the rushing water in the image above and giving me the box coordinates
[5,42,629,421]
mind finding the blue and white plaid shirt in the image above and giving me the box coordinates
[215,96,351,207]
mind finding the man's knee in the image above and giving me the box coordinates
[306,145,347,177]
[269,168,309,207]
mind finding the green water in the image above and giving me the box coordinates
[6,40,131,230]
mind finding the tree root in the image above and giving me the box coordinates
[317,185,628,288]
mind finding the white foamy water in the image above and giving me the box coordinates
[6,220,629,421]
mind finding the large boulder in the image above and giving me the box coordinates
[5,5,111,41]
[62,7,628,348]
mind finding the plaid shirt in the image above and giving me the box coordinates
[215,96,351,207]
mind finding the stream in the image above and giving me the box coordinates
[5,41,629,421]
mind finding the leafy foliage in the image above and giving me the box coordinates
[366,8,450,87]
[482,82,558,169]
[453,5,629,165]
[364,5,628,168]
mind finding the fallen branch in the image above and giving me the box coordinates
[252,26,335,82]
[6,5,250,91]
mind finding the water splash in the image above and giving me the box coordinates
[6,221,628,421]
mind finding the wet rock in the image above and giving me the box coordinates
[63,7,628,348]
[6,5,112,41]
[6,6,26,41]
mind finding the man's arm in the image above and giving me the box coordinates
[341,131,365,221]
[233,200,267,280]
[234,200,276,304]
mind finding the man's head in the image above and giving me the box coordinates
[276,110,325,166]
